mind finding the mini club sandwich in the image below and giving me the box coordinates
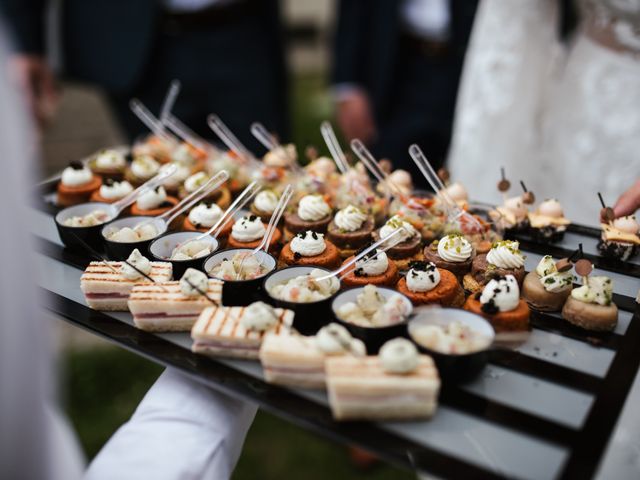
[80,249,172,311]
[260,323,366,390]
[128,268,222,332]
[191,301,294,359]
[326,338,440,421]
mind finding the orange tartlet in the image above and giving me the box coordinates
[397,268,465,307]
[130,196,179,217]
[341,255,399,287]
[463,295,530,332]
[279,239,341,270]
[57,175,102,207]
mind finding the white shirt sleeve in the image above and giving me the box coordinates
[84,368,257,480]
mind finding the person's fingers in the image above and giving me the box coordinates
[34,64,60,123]
[613,181,640,218]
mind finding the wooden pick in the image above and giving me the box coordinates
[555,258,573,272]
[437,167,450,184]
[600,207,615,223]
[497,167,511,192]
[574,259,593,277]
[520,180,535,204]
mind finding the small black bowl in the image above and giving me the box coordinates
[407,307,495,383]
[101,216,168,260]
[148,231,219,279]
[55,202,117,251]
[204,248,277,306]
[263,266,338,336]
[332,286,413,354]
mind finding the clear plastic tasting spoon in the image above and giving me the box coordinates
[134,170,229,231]
[250,121,305,176]
[408,143,483,230]
[207,114,262,169]
[177,180,262,250]
[313,227,407,283]
[107,163,178,218]
[129,98,178,146]
[351,138,407,201]
[159,79,181,129]
[320,121,350,174]
[165,113,212,156]
[235,184,294,280]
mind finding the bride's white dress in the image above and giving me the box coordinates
[448,0,640,226]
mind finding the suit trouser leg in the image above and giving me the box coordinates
[373,48,463,188]
[106,17,286,152]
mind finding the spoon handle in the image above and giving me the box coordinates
[351,139,405,200]
[162,170,229,226]
[129,98,176,145]
[159,79,181,127]
[260,184,293,254]
[199,181,262,240]
[112,163,177,214]
[164,113,210,156]
[314,227,406,282]
[251,122,280,150]
[207,114,257,164]
[320,121,349,174]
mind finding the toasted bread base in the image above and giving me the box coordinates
[521,272,571,312]
[397,269,465,307]
[57,175,103,206]
[463,296,530,332]
[561,296,618,332]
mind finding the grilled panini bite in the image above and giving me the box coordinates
[191,305,294,359]
[259,334,327,389]
[80,261,172,311]
[326,355,440,421]
[128,280,223,332]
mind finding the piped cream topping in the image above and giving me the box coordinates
[136,186,167,210]
[297,194,331,221]
[334,205,368,232]
[241,301,279,331]
[406,262,440,292]
[379,215,419,244]
[290,231,326,257]
[486,240,525,269]
[437,234,473,262]
[479,275,520,313]
[188,202,223,228]
[179,268,209,297]
[354,249,388,276]
[131,155,160,179]
[379,338,419,374]
[61,163,93,187]
[95,149,126,169]
[315,323,365,356]
[183,172,209,193]
[99,180,133,200]
[121,249,152,280]
[254,190,279,214]
[232,216,266,242]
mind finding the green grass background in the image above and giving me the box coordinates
[60,75,412,479]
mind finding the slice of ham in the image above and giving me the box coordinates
[85,292,129,299]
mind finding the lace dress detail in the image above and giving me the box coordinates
[448,0,640,225]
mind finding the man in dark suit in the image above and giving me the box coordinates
[1,0,288,149]
[332,0,478,179]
